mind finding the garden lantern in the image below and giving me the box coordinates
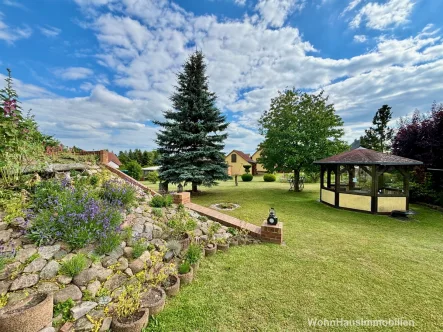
[267,208,278,225]
[177,183,183,193]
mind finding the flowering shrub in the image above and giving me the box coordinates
[0,69,58,188]
[100,179,136,208]
[28,179,122,250]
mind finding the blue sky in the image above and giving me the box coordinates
[1,0,442,154]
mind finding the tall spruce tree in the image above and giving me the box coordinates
[360,105,394,152]
[155,51,229,192]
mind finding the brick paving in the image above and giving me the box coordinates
[185,202,262,237]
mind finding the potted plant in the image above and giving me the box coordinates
[178,261,193,285]
[216,238,229,252]
[204,223,220,256]
[184,243,202,272]
[140,287,166,316]
[166,213,196,251]
[227,227,239,246]
[112,283,149,332]
[162,274,180,297]
[0,292,53,332]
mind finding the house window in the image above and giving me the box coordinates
[231,154,237,163]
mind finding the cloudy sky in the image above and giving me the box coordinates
[1,0,442,154]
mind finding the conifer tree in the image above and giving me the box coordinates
[155,51,229,192]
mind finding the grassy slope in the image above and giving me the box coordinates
[146,178,443,331]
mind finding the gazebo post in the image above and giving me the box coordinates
[371,165,378,213]
[335,164,340,207]
[348,166,355,190]
[327,167,332,188]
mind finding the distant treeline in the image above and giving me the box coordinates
[118,149,160,167]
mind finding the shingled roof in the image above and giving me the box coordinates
[314,147,423,166]
[229,150,256,163]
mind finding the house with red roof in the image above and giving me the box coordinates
[225,149,266,176]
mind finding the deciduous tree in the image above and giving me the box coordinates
[258,89,347,192]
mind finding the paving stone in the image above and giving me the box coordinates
[15,247,37,263]
[10,273,39,291]
[87,280,101,298]
[38,244,61,260]
[40,260,60,279]
[70,301,98,320]
[23,258,47,273]
[103,273,128,292]
[37,281,59,293]
[54,284,82,304]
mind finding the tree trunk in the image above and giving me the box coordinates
[293,169,300,192]
[192,182,198,192]
[235,175,238,186]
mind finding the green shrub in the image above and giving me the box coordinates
[53,299,75,323]
[178,261,191,274]
[227,227,238,236]
[123,160,142,180]
[152,207,163,217]
[146,171,159,184]
[166,240,182,256]
[184,243,201,265]
[89,175,99,186]
[95,232,121,255]
[241,174,253,182]
[59,254,88,277]
[132,239,149,259]
[263,173,276,182]
[150,194,173,208]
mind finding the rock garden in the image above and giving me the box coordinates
[0,164,258,332]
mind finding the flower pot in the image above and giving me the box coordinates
[0,292,53,332]
[178,266,194,286]
[163,275,180,297]
[111,310,149,332]
[204,243,217,256]
[141,287,166,316]
[178,233,190,251]
[217,243,229,252]
[191,260,200,273]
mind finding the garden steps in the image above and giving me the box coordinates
[184,202,262,237]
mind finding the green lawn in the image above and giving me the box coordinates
[146,177,443,331]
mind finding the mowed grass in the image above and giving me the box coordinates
[146,177,443,331]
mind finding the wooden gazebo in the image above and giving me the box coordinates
[314,148,423,214]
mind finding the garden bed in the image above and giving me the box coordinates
[0,164,259,331]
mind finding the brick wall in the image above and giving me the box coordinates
[260,221,283,244]
[173,192,191,204]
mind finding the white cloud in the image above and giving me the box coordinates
[0,12,32,43]
[39,25,61,37]
[10,0,443,152]
[55,67,94,80]
[23,85,161,151]
[2,0,28,10]
[0,73,54,98]
[341,0,362,15]
[234,0,246,6]
[353,34,367,43]
[255,0,305,27]
[350,0,415,30]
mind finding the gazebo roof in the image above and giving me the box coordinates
[314,147,423,166]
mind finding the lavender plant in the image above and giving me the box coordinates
[100,179,136,208]
[28,180,122,250]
